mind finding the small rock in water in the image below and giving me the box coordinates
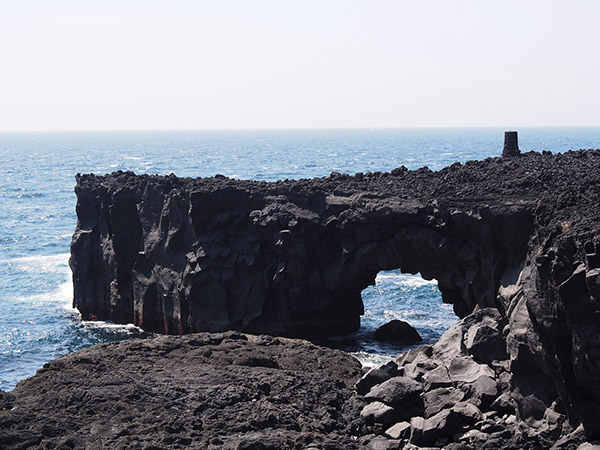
[373,320,422,344]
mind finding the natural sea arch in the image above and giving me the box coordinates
[340,270,456,365]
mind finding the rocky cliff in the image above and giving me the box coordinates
[69,149,600,444]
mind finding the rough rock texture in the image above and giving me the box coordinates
[356,308,599,448]
[0,332,365,449]
[70,149,600,444]
[70,157,537,338]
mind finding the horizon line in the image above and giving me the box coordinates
[2,125,600,134]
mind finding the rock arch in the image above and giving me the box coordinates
[69,151,600,440]
[70,173,533,339]
[70,150,600,438]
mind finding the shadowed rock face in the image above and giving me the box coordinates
[70,149,600,440]
[70,165,535,337]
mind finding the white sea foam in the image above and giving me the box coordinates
[351,351,396,368]
[10,279,73,308]
[375,272,437,287]
[2,253,70,274]
[382,310,409,321]
[57,279,75,309]
[81,321,143,334]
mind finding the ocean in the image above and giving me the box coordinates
[1,127,599,392]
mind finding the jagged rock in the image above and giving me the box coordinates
[0,390,13,410]
[364,376,423,408]
[401,352,438,382]
[70,157,537,338]
[451,402,483,426]
[476,411,506,434]
[422,387,465,417]
[459,429,491,446]
[444,444,476,450]
[576,443,600,450]
[463,374,499,408]
[448,356,495,384]
[490,392,516,415]
[550,424,586,449]
[373,320,422,344]
[464,320,507,364]
[559,264,588,301]
[402,445,440,450]
[362,435,405,450]
[517,393,552,423]
[432,321,465,360]
[357,434,403,450]
[397,346,433,366]
[410,410,463,447]
[585,268,600,299]
[361,401,400,427]
[422,365,452,390]
[385,421,411,439]
[356,361,399,395]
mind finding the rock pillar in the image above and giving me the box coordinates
[502,131,520,157]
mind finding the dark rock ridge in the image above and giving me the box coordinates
[0,332,366,449]
[70,149,600,444]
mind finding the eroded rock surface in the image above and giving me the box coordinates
[70,155,539,338]
[0,332,365,449]
[357,309,582,448]
[69,149,600,444]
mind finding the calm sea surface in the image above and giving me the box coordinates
[1,127,599,391]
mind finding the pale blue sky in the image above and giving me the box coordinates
[1,0,599,131]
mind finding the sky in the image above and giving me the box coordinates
[1,0,599,131]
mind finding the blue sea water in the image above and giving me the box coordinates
[1,127,599,391]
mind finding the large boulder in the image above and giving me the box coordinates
[360,401,401,427]
[364,376,423,408]
[410,410,463,447]
[422,387,465,417]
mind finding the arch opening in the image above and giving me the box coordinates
[330,269,458,367]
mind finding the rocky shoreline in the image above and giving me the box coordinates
[3,148,600,448]
[0,332,362,449]
[0,332,366,449]
[0,326,596,449]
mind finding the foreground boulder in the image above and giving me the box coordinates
[0,332,365,449]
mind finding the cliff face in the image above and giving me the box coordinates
[70,150,600,440]
[70,168,534,337]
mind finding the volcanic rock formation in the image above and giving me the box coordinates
[0,332,366,449]
[69,149,600,444]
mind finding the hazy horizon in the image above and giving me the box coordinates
[3,125,600,135]
[2,1,599,132]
